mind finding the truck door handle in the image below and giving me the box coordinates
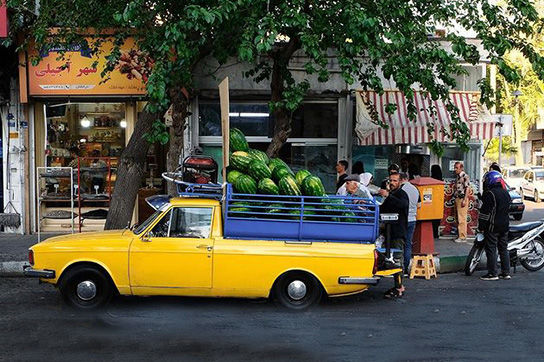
[197,244,213,252]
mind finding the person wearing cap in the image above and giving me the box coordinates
[344,174,372,200]
[337,172,373,198]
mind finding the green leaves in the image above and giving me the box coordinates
[144,120,169,145]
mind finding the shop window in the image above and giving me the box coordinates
[199,103,270,136]
[290,103,338,138]
[45,103,126,167]
[202,143,337,193]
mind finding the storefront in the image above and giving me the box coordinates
[21,38,161,234]
[195,97,344,193]
[354,89,494,237]
[354,90,492,182]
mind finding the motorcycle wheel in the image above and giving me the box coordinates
[520,237,544,272]
[465,244,484,276]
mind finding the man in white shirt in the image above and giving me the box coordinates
[400,172,421,274]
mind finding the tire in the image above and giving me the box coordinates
[520,237,544,272]
[520,188,524,200]
[59,265,114,309]
[273,271,323,310]
[535,190,541,203]
[465,244,484,276]
[513,214,523,221]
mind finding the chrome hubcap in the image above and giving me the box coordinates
[76,280,97,301]
[287,280,307,300]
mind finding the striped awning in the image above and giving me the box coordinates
[355,90,495,146]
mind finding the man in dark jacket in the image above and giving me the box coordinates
[478,171,512,281]
[378,172,409,298]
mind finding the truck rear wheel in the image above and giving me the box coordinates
[59,265,114,309]
[273,271,322,310]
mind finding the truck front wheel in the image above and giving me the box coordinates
[273,271,323,310]
[59,265,114,309]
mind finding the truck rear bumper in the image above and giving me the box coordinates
[23,266,55,279]
[338,277,380,285]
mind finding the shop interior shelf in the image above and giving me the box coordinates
[39,197,74,201]
[39,172,73,178]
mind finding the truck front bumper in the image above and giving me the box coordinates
[23,266,55,279]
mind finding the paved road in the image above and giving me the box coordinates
[512,199,544,224]
[2,271,544,361]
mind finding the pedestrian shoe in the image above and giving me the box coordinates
[480,273,499,281]
[454,238,467,243]
[499,273,511,280]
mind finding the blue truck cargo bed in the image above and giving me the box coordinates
[223,184,379,243]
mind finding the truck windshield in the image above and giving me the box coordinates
[134,209,164,235]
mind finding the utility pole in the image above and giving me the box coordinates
[497,115,503,168]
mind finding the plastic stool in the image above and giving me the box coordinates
[409,254,437,280]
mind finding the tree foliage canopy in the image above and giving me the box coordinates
[5,0,544,155]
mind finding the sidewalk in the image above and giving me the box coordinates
[0,232,478,277]
[434,236,482,273]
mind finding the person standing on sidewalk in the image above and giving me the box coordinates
[478,171,511,280]
[400,172,421,275]
[378,172,409,298]
[335,160,349,191]
[453,161,470,243]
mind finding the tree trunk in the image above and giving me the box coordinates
[265,39,301,158]
[266,61,291,157]
[166,88,191,195]
[104,111,157,230]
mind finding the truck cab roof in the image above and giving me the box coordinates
[146,195,220,210]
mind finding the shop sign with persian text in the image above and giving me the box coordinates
[27,38,150,96]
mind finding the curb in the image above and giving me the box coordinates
[0,261,27,277]
[437,255,486,274]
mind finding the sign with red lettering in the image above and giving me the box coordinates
[28,37,149,96]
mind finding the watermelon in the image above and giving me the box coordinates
[227,170,244,184]
[288,209,302,219]
[268,158,290,172]
[230,128,249,152]
[233,174,257,194]
[295,169,312,186]
[272,166,294,183]
[301,175,326,196]
[248,149,269,164]
[303,210,317,220]
[230,151,252,171]
[267,203,287,214]
[342,211,357,223]
[248,159,272,180]
[278,175,301,196]
[258,178,279,195]
[230,207,251,212]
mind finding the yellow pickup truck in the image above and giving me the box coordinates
[25,195,400,310]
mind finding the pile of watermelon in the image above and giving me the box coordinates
[227,128,363,222]
[228,128,326,197]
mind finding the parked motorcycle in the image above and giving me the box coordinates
[464,220,544,276]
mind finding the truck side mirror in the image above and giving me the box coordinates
[140,233,152,242]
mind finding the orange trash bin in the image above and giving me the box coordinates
[410,177,445,254]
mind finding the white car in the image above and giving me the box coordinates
[502,166,530,190]
[520,169,544,203]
